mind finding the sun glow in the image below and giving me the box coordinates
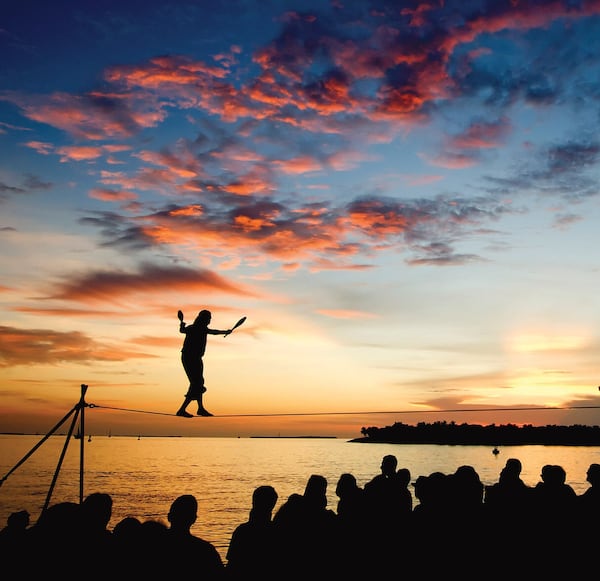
[509,333,588,353]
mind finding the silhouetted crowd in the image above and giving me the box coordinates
[1,457,598,579]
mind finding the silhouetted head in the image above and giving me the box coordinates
[453,465,484,504]
[505,458,522,474]
[168,494,198,529]
[540,464,566,486]
[454,465,481,485]
[540,464,553,483]
[500,458,523,483]
[195,310,212,325]
[304,474,328,509]
[82,492,113,529]
[336,473,358,498]
[414,472,449,507]
[397,467,411,486]
[553,464,567,484]
[381,454,398,476]
[6,510,30,530]
[113,516,142,539]
[36,502,81,536]
[413,475,429,503]
[587,463,600,486]
[252,485,278,513]
[139,519,169,548]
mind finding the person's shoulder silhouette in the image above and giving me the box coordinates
[485,457,532,515]
[0,509,29,540]
[166,494,225,578]
[80,492,115,573]
[0,509,30,565]
[579,463,600,509]
[335,472,366,525]
[334,472,370,576]
[272,475,336,576]
[28,502,83,575]
[226,485,278,580]
[81,492,114,539]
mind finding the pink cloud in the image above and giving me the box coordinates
[89,188,138,202]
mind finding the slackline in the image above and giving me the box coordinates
[87,403,600,418]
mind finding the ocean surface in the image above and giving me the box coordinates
[1,434,599,561]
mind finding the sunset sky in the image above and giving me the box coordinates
[1,0,600,439]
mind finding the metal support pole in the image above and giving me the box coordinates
[42,405,80,512]
[79,384,88,503]
[41,384,88,513]
[0,406,77,487]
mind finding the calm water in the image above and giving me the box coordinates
[1,434,599,560]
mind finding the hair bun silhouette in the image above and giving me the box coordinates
[177,310,184,322]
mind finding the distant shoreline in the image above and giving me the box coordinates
[0,433,337,439]
[348,438,600,446]
[352,420,600,446]
[250,435,337,439]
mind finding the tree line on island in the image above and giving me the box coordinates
[353,421,600,445]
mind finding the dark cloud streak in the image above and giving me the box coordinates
[44,262,255,304]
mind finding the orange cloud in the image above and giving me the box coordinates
[56,145,104,162]
[89,188,138,202]
[45,264,257,304]
[23,141,53,155]
[168,205,203,217]
[104,55,229,89]
[273,156,323,175]
[224,175,274,196]
[135,149,203,179]
[17,92,162,140]
[14,306,153,318]
[99,167,178,192]
[233,214,275,232]
[345,200,410,235]
[0,326,155,366]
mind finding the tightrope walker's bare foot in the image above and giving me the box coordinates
[197,408,214,417]
[176,410,193,418]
